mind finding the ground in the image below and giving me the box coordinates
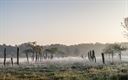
[0,62,128,80]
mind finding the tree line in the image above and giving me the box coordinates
[2,17,128,66]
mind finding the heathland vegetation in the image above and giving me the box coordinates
[0,17,127,80]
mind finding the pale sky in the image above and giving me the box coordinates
[0,0,128,45]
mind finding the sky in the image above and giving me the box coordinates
[0,0,128,45]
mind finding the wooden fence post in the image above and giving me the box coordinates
[4,48,6,66]
[11,57,13,66]
[17,47,19,65]
[101,53,105,64]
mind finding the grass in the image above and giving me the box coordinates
[0,63,128,80]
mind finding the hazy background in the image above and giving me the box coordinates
[0,0,128,45]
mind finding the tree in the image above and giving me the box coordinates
[122,17,128,37]
[27,42,37,61]
[50,47,58,58]
[25,42,43,62]
[34,45,42,61]
[112,44,127,61]
[103,43,127,63]
[23,49,34,63]
[103,44,116,63]
[44,47,58,59]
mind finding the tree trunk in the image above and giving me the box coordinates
[37,54,39,61]
[51,53,53,59]
[39,53,42,61]
[94,57,96,63]
[119,51,122,62]
[46,52,48,59]
[88,52,90,61]
[111,53,114,63]
[35,53,38,62]
[25,52,29,63]
[32,52,34,61]
[90,52,91,61]
[108,54,111,62]
[43,53,46,59]
[3,48,6,66]
[17,47,19,65]
[88,51,91,61]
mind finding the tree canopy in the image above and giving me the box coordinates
[103,43,127,55]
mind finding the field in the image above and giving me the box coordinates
[0,57,128,80]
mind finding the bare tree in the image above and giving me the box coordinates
[26,42,42,62]
[122,17,128,37]
[112,44,126,61]
[44,47,58,59]
[103,43,126,63]
[23,49,34,63]
[103,44,115,63]
[34,45,42,62]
